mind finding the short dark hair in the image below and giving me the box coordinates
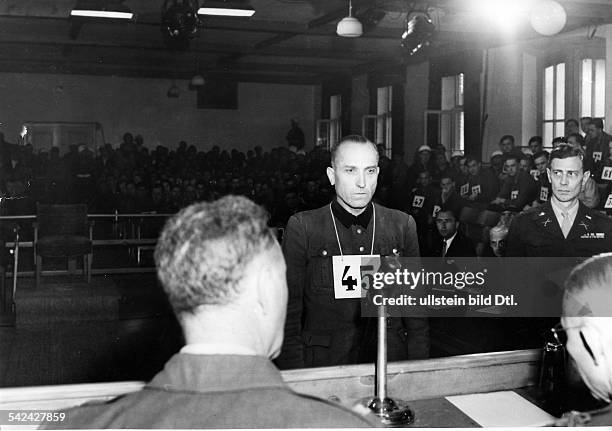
[565,118,579,128]
[154,196,275,315]
[548,144,585,170]
[528,136,543,145]
[567,132,585,146]
[533,150,549,161]
[580,116,592,122]
[552,136,568,146]
[500,135,515,144]
[465,156,481,165]
[503,154,519,164]
[330,135,378,167]
[436,207,458,221]
[592,118,604,129]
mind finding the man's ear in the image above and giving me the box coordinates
[582,170,591,188]
[255,261,273,317]
[326,166,335,186]
[547,168,552,184]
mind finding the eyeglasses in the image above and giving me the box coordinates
[550,322,598,366]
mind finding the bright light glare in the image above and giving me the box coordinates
[70,10,134,19]
[197,7,255,17]
[468,0,530,33]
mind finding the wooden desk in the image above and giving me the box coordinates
[0,349,542,427]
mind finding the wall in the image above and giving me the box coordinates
[482,44,524,159]
[0,72,317,153]
[404,62,429,164]
[350,74,369,134]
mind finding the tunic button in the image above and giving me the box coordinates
[357,229,362,234]
[322,250,328,256]
[359,246,365,252]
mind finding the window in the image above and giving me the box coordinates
[424,73,464,153]
[362,85,392,158]
[580,59,605,119]
[542,63,565,147]
[316,94,342,150]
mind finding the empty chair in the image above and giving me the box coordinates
[34,204,93,288]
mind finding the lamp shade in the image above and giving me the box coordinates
[530,0,566,36]
[190,74,205,86]
[336,16,363,37]
[167,84,180,98]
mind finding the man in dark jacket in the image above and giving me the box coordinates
[433,208,475,257]
[278,135,428,370]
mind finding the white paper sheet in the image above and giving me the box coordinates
[446,390,556,427]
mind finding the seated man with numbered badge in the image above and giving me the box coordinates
[490,155,538,212]
[465,156,499,208]
[531,151,551,207]
[277,135,429,370]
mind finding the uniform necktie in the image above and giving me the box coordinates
[561,211,571,238]
[442,239,448,257]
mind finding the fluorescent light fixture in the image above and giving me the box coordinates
[198,1,255,17]
[70,9,134,19]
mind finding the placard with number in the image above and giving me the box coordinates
[460,183,469,197]
[593,151,602,162]
[602,166,612,181]
[605,194,612,209]
[530,169,540,180]
[332,255,380,299]
[539,186,549,202]
[432,205,441,218]
[510,190,519,200]
[412,195,425,208]
[471,185,481,196]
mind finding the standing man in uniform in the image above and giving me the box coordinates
[506,144,612,257]
[277,135,428,370]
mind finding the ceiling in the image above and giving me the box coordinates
[0,0,610,84]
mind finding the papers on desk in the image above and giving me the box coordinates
[446,391,556,427]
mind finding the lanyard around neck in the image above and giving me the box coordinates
[329,202,376,257]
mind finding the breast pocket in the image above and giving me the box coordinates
[307,245,334,293]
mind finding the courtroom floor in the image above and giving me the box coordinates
[0,273,183,387]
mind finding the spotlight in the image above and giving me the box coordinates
[161,0,201,50]
[401,12,435,56]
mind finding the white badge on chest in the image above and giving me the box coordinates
[602,166,612,181]
[540,186,549,202]
[332,255,380,299]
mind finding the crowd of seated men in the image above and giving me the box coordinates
[1,116,611,253]
[404,117,612,257]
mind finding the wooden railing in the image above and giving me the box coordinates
[0,349,540,411]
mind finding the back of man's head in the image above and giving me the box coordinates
[155,195,276,315]
[562,253,612,402]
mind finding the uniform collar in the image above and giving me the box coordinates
[148,353,286,394]
[331,199,373,229]
[534,201,590,238]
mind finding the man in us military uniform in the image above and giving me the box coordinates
[506,144,612,257]
[277,135,428,370]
